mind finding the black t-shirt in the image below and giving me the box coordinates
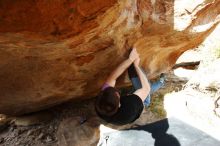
[99,94,144,125]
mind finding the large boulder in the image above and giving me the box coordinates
[0,0,219,115]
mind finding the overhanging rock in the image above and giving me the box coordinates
[0,0,219,115]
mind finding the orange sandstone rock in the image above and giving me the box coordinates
[0,0,219,115]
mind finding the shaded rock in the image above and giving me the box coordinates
[26,130,33,136]
[13,111,54,126]
[37,133,44,140]
[0,0,220,115]
[0,137,4,144]
[0,115,9,132]
[45,135,53,143]
[15,141,20,146]
[57,116,100,146]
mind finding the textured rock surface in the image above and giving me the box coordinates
[0,0,220,115]
[57,117,100,146]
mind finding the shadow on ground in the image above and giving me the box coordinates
[98,117,220,146]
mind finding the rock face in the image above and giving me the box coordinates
[0,0,219,115]
[57,117,100,146]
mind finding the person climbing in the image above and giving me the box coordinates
[95,48,165,125]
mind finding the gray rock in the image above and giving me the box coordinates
[15,141,20,145]
[0,117,9,132]
[0,137,4,144]
[45,135,53,143]
[38,133,44,140]
[27,130,33,136]
[57,116,100,146]
[13,111,54,126]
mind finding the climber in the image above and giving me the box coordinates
[95,48,165,125]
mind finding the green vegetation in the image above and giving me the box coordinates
[150,93,166,118]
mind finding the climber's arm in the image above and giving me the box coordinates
[105,48,139,87]
[133,58,151,101]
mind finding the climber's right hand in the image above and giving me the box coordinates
[134,56,140,67]
[129,48,139,62]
